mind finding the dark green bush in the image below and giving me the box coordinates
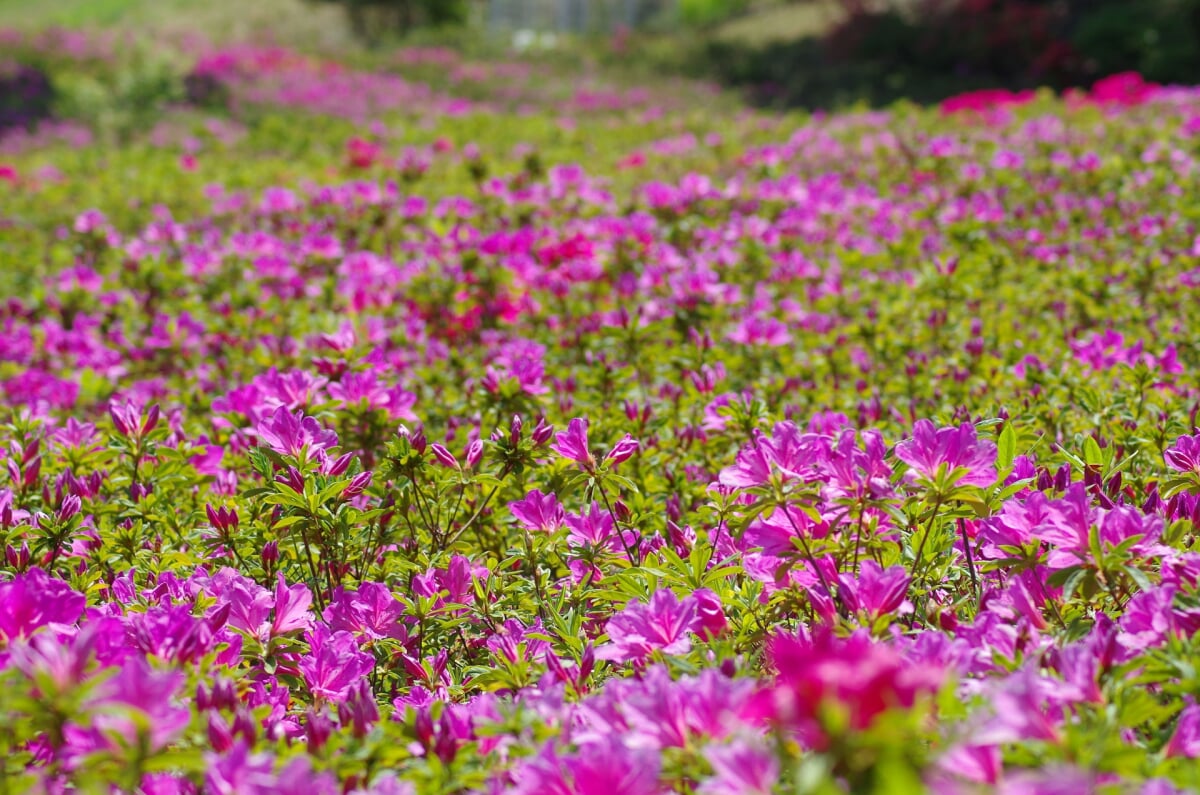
[0,62,55,132]
[697,0,1200,109]
[311,0,470,41]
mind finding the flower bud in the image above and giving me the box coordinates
[430,444,459,468]
[531,417,553,446]
[207,712,234,753]
[305,708,333,753]
[342,471,373,500]
[57,494,81,522]
[604,434,640,467]
[465,439,484,469]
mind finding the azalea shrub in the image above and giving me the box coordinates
[4,27,1200,795]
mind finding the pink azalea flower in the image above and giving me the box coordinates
[552,417,594,468]
[895,419,997,488]
[1166,434,1200,475]
[298,625,376,702]
[0,568,86,642]
[697,739,778,795]
[510,489,565,533]
[1166,701,1200,758]
[324,582,407,643]
[838,560,913,620]
[255,405,339,461]
[596,589,702,663]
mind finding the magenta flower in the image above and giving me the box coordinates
[255,405,339,461]
[563,738,661,795]
[552,417,594,468]
[487,618,551,664]
[513,739,660,795]
[838,560,913,620]
[565,502,617,550]
[692,588,728,640]
[324,582,407,643]
[605,433,640,467]
[109,399,160,439]
[299,625,376,702]
[1166,702,1200,758]
[0,568,85,642]
[934,744,1002,786]
[271,573,313,637]
[763,628,944,735]
[206,742,339,795]
[429,443,459,468]
[596,589,701,663]
[719,422,829,489]
[1166,434,1200,475]
[85,657,190,753]
[510,489,565,533]
[718,442,771,489]
[895,419,997,488]
[697,740,778,795]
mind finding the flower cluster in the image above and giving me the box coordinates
[3,26,1200,795]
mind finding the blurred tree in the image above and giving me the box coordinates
[312,0,471,39]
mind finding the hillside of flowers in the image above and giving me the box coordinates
[4,28,1200,792]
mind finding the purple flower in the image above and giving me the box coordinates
[895,419,997,488]
[271,573,313,637]
[510,489,565,533]
[299,625,376,702]
[692,588,728,640]
[838,560,913,620]
[697,739,778,795]
[596,589,701,663]
[86,657,190,752]
[341,470,373,500]
[110,400,159,439]
[0,568,86,642]
[565,502,624,552]
[513,738,660,795]
[487,618,551,663]
[1166,434,1200,474]
[552,418,594,468]
[205,742,339,795]
[564,738,661,795]
[430,443,459,468]
[324,582,407,643]
[605,433,640,467]
[1166,701,1200,758]
[255,405,339,461]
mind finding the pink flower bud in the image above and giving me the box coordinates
[141,404,160,436]
[692,588,728,640]
[207,712,234,753]
[531,417,553,446]
[604,433,640,467]
[430,444,459,468]
[323,451,355,477]
[342,471,373,499]
[465,439,484,469]
[57,494,81,522]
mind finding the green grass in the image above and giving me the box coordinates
[712,1,842,45]
[0,0,357,49]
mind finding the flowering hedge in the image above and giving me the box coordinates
[4,35,1200,795]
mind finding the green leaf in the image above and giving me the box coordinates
[998,422,1016,472]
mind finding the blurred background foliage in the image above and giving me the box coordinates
[1,0,1199,119]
